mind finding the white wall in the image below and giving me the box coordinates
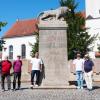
[2,35,36,60]
[86,19,100,51]
[85,0,100,52]
[85,0,100,18]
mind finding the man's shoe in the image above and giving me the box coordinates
[77,86,80,89]
[17,87,21,90]
[30,85,34,89]
[35,84,39,87]
[80,87,83,89]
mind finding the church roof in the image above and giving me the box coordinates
[86,15,94,19]
[76,11,86,18]
[80,11,86,18]
[3,19,38,38]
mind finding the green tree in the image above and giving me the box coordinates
[98,46,100,52]
[60,0,96,59]
[0,21,7,51]
[0,21,7,31]
[30,33,39,57]
[0,38,5,51]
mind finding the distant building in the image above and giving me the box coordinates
[85,0,100,52]
[2,19,38,60]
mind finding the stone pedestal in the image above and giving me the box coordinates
[38,20,69,87]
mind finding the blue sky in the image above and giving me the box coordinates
[0,0,85,37]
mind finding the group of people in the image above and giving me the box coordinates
[73,53,94,91]
[0,52,43,92]
[0,51,95,91]
[0,55,22,91]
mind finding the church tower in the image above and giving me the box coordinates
[85,0,100,18]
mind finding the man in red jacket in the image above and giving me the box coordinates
[1,56,12,91]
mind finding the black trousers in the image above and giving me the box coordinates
[1,73,11,90]
[13,72,21,89]
[31,70,40,85]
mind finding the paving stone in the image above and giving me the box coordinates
[0,82,100,100]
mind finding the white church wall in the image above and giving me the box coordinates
[85,0,100,18]
[85,0,100,52]
[86,19,100,52]
[2,35,36,60]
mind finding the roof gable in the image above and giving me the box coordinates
[3,19,38,38]
[86,15,94,20]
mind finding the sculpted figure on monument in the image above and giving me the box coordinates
[38,6,71,21]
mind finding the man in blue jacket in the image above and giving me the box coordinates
[84,54,95,91]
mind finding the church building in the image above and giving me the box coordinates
[2,19,38,60]
[85,0,100,52]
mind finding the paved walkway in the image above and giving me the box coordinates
[0,82,100,100]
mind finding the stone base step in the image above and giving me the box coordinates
[31,85,76,89]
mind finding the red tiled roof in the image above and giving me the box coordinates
[81,11,86,18]
[3,19,38,38]
[95,52,100,57]
[76,11,86,18]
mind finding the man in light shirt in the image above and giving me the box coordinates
[73,53,84,89]
[30,52,43,87]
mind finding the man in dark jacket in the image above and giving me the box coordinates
[1,56,12,91]
[84,54,94,91]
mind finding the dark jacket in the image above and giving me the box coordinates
[84,59,94,73]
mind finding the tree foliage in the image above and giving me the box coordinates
[0,39,5,51]
[31,0,96,59]
[30,33,39,57]
[0,21,7,51]
[98,46,100,52]
[0,21,7,31]
[60,0,96,59]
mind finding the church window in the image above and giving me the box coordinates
[21,44,26,59]
[9,45,13,59]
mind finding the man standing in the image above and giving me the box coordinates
[84,54,94,91]
[30,52,43,87]
[1,56,12,91]
[13,56,22,90]
[73,53,84,89]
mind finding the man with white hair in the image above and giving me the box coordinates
[84,54,95,91]
[1,56,12,91]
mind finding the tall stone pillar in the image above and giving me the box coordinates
[38,20,69,87]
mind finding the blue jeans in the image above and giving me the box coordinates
[31,70,40,85]
[76,71,83,88]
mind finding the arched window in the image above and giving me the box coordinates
[9,45,13,59]
[21,44,26,59]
